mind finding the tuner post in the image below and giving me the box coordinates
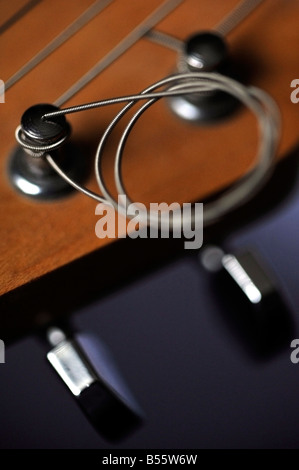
[8,103,86,200]
[20,103,70,150]
[168,31,239,123]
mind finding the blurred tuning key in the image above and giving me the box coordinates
[200,246,294,357]
[47,327,143,442]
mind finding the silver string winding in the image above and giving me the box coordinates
[15,126,70,157]
[16,71,281,229]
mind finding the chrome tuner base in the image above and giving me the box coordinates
[168,91,239,123]
[168,31,239,123]
[8,144,85,200]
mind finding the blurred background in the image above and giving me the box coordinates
[1,149,299,449]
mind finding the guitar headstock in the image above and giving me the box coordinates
[1,0,299,339]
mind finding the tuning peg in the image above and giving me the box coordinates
[199,245,293,357]
[8,104,86,200]
[46,326,143,442]
[168,31,239,122]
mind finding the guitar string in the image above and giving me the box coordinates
[46,0,268,116]
[5,0,115,91]
[17,72,280,228]
[0,0,42,35]
[145,29,183,51]
[214,0,264,36]
[54,0,267,107]
[54,0,184,107]
[14,1,280,227]
[142,0,265,53]
[5,0,264,95]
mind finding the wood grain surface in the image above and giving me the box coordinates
[0,0,298,301]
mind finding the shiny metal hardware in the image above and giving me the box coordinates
[168,32,239,122]
[200,245,281,305]
[46,327,143,441]
[47,330,97,397]
[222,253,265,304]
[200,245,293,356]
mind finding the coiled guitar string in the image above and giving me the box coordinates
[16,71,280,229]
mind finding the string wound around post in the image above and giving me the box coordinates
[8,104,86,200]
[10,72,280,229]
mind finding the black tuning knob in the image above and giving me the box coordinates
[168,31,239,123]
[183,32,228,72]
[21,104,70,146]
[8,103,86,200]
